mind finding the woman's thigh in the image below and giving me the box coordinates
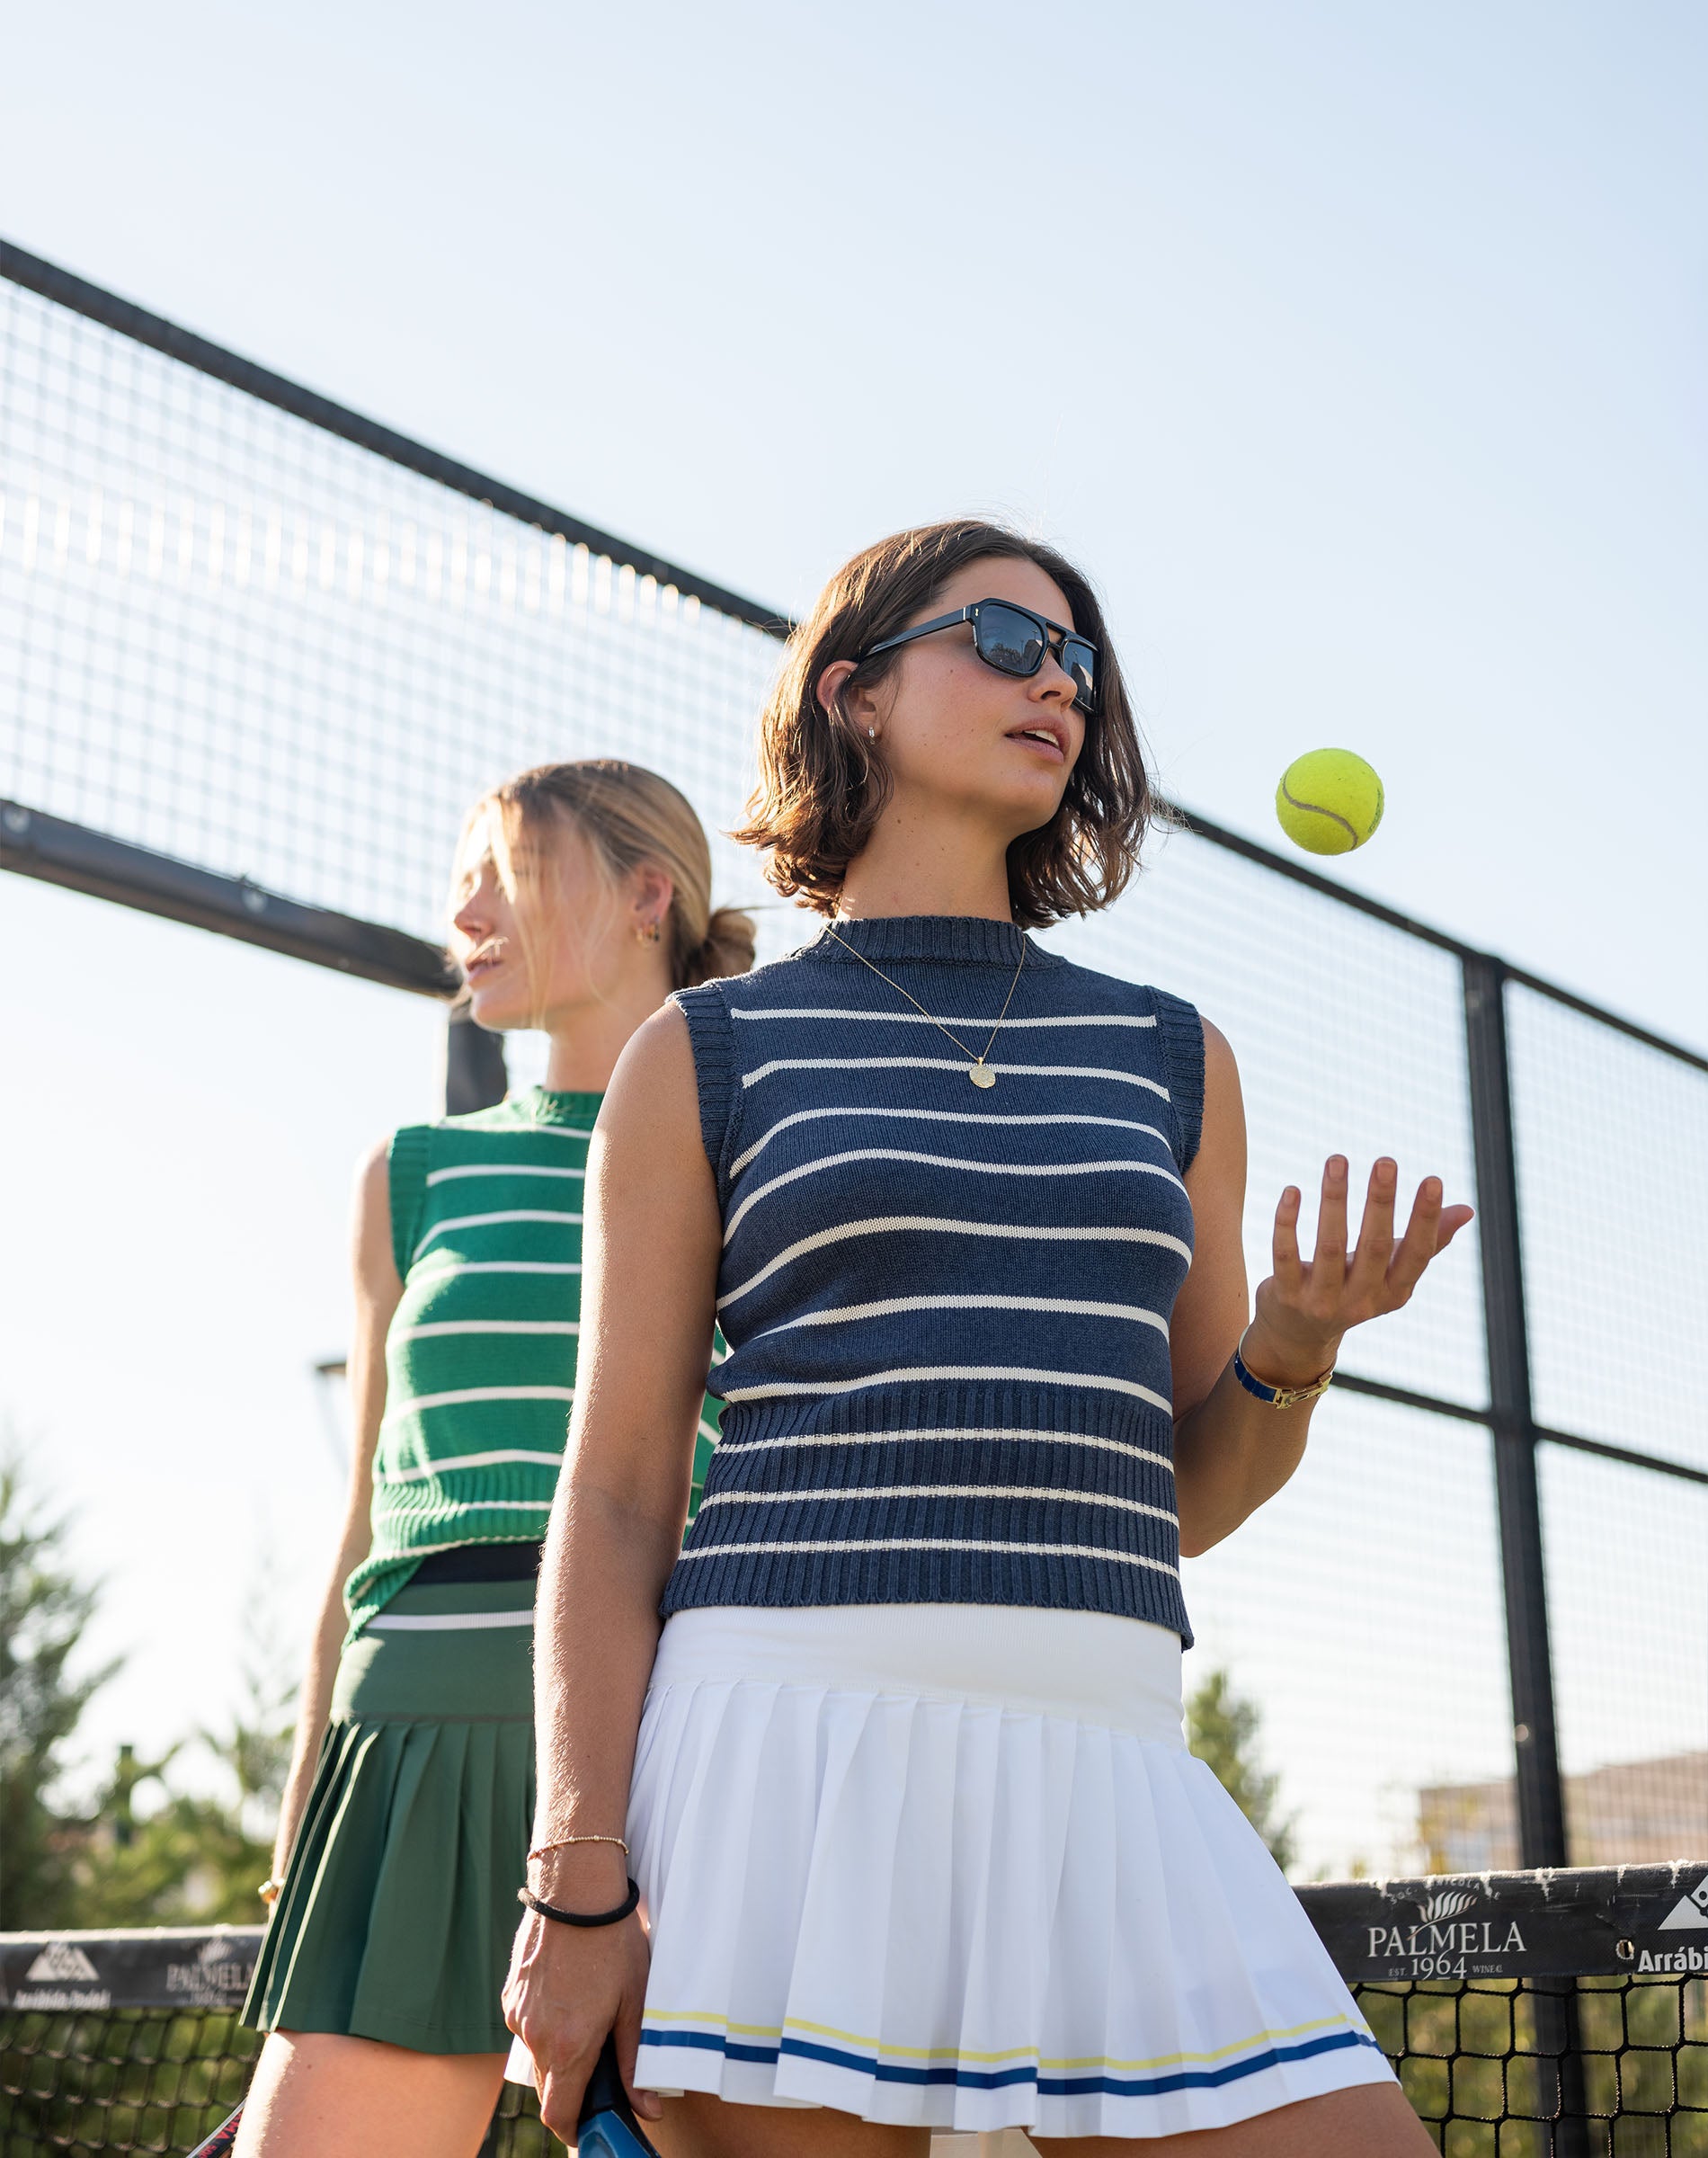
[654,2091,932,2158]
[1027,2079,1434,2157]
[232,2030,507,2158]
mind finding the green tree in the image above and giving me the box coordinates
[0,1449,117,1927]
[80,1590,294,1925]
[1187,1665,1298,1875]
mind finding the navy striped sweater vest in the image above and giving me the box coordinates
[662,914,1205,1642]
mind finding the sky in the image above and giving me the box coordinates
[2,0,1704,1872]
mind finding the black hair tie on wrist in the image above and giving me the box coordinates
[518,1877,641,1929]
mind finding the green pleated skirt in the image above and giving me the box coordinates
[243,1581,535,2055]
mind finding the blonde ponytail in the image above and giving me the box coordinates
[684,903,758,987]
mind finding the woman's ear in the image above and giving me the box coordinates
[814,658,857,721]
[630,864,675,940]
[816,659,885,740]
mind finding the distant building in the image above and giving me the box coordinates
[1419,1752,1708,1872]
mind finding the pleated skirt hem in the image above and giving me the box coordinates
[244,1583,535,2056]
[624,1604,1392,2139]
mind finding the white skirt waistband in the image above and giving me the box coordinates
[368,1607,535,1630]
[648,1602,1186,1745]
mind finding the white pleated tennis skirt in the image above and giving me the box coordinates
[612,1601,1392,2140]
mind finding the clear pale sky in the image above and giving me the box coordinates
[3,0,1704,1870]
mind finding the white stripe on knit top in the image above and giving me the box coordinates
[382,1446,566,1483]
[727,1008,1157,1029]
[382,1384,575,1422]
[695,1484,1178,1524]
[392,1320,578,1341]
[414,1208,583,1259]
[746,1293,1170,1342]
[724,1147,1186,1242]
[719,1425,1177,1476]
[719,1365,1173,1414]
[739,1055,1170,1098]
[730,1105,1177,1178]
[673,1536,1180,1577]
[425,1163,585,1185]
[718,1217,1193,1313]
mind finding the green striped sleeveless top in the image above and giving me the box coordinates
[342,1086,722,1636]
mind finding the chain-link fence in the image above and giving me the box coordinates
[2,236,1704,1882]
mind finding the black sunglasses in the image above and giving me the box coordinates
[857,598,1099,713]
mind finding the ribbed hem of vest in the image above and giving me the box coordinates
[672,984,739,1182]
[386,1124,431,1280]
[803,915,1064,968]
[1153,991,1206,1173]
[662,1380,1193,1645]
[661,1547,1193,1645]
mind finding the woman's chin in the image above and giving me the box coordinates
[465,985,529,1033]
[994,780,1072,840]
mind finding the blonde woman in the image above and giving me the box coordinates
[505,524,1470,2155]
[238,762,752,2158]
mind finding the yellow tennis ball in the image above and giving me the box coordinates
[1276,748,1385,855]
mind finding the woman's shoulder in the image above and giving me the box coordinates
[1045,950,1201,1025]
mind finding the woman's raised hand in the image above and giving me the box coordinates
[1245,1155,1474,1385]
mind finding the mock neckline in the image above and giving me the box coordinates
[807,914,1062,968]
[525,1085,604,1125]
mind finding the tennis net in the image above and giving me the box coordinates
[3,1866,1704,2154]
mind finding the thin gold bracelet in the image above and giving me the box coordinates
[528,1832,631,1863]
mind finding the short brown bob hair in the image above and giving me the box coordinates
[734,520,1154,928]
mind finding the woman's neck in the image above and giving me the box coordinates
[835,804,1013,923]
[540,966,672,1092]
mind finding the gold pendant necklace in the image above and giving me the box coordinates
[822,922,1026,1088]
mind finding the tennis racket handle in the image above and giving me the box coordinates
[576,2032,661,2156]
[186,2103,244,2157]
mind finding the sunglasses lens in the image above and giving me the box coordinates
[974,603,1046,678]
[1062,637,1098,710]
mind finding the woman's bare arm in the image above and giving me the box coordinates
[269,1139,402,1882]
[1170,1020,1472,1556]
[504,1003,722,2137]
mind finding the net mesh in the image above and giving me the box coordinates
[0,272,785,945]
[3,1975,1704,2154]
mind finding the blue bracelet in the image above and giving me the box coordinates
[1232,1328,1335,1409]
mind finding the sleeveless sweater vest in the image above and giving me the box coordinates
[663,914,1205,1643]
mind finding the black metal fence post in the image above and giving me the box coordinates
[1463,955,1588,2154]
[445,1008,507,1114]
[1463,952,1569,1868]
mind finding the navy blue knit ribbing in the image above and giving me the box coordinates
[663,915,1205,1643]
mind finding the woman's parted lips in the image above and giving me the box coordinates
[463,940,507,977]
[1006,718,1068,756]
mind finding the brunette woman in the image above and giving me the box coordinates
[505,525,1467,2156]
[237,761,752,2158]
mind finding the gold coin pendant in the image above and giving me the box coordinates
[969,1063,997,1090]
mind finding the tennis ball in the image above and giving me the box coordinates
[1276,748,1385,856]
